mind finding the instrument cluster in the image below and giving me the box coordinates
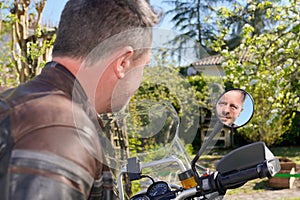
[130,181,175,200]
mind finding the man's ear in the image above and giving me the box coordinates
[238,107,244,117]
[114,46,134,79]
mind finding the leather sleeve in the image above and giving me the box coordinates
[0,116,13,200]
[0,97,14,200]
[9,126,102,200]
[10,149,91,200]
[88,165,119,200]
[8,94,104,200]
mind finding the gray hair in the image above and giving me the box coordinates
[52,0,160,60]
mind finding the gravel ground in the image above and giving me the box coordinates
[223,188,300,200]
[223,176,300,200]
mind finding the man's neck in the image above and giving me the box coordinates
[52,57,82,77]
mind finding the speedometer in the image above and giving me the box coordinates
[130,194,150,200]
[147,181,170,197]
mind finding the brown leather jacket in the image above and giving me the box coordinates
[0,62,115,199]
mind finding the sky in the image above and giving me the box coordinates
[42,0,174,29]
[41,0,198,66]
[42,0,68,25]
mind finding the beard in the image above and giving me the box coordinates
[111,66,143,113]
[111,75,136,113]
[111,92,132,113]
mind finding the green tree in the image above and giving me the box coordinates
[164,0,287,55]
[0,0,55,85]
[220,0,282,50]
[164,0,238,56]
[213,0,299,145]
[129,65,204,151]
[0,1,17,87]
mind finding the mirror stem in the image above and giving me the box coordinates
[191,120,224,182]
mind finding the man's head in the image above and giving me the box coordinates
[53,0,159,59]
[52,0,160,113]
[217,89,246,126]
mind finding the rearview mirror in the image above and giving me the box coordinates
[216,89,254,128]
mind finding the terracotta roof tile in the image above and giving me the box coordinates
[193,50,253,67]
[192,55,223,66]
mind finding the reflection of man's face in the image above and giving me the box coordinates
[217,90,245,126]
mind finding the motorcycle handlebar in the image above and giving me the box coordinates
[216,162,270,191]
[202,161,273,195]
[176,160,277,199]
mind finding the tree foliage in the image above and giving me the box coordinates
[164,0,238,55]
[218,0,282,50]
[0,2,17,87]
[212,0,299,145]
[128,65,204,153]
[0,0,55,86]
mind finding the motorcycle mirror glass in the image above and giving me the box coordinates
[216,89,254,128]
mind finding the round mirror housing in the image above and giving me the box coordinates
[216,88,254,128]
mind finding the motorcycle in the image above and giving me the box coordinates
[106,88,281,200]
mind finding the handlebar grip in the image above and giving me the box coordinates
[199,161,273,196]
[178,159,280,199]
[217,162,270,190]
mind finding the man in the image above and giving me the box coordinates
[216,89,246,127]
[0,0,159,199]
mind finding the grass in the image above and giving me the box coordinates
[198,145,300,168]
[196,145,300,196]
[270,146,300,165]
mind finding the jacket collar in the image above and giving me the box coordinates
[41,61,89,106]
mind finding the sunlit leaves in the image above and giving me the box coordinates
[214,1,299,145]
[0,0,55,84]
